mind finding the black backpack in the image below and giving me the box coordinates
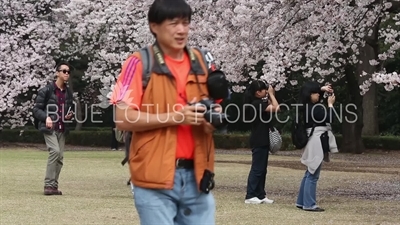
[291,111,315,149]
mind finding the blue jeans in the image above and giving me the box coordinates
[245,146,269,200]
[133,168,216,225]
[296,164,322,209]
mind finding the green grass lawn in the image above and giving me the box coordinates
[0,148,399,225]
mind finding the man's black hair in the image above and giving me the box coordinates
[55,62,70,71]
[148,0,193,24]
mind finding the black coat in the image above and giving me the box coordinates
[33,82,74,134]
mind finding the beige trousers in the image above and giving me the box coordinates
[44,131,65,188]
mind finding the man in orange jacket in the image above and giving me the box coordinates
[110,0,224,224]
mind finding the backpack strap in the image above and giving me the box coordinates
[187,47,207,75]
[139,46,153,90]
[193,47,215,71]
[139,44,208,90]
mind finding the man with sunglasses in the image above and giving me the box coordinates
[33,62,74,196]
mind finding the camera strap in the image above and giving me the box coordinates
[152,43,175,80]
[151,42,208,99]
[152,42,212,168]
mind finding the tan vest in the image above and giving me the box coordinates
[128,48,215,190]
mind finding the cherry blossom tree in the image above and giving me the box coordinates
[55,0,399,98]
[189,0,400,153]
[0,0,61,128]
[2,0,399,153]
[190,0,400,92]
[56,0,400,152]
[53,0,153,110]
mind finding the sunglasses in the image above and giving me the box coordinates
[58,70,70,74]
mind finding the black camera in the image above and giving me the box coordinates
[193,69,230,129]
[199,169,215,194]
[192,99,228,129]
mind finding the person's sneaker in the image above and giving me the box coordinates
[44,187,54,195]
[262,197,274,204]
[303,206,325,212]
[52,187,62,195]
[44,187,62,195]
[111,148,117,151]
[244,197,264,204]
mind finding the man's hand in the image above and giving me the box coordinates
[45,117,53,129]
[65,112,74,120]
[175,104,205,126]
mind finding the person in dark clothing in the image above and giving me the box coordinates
[243,80,280,204]
[32,62,74,196]
[111,122,120,151]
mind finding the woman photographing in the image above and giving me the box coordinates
[243,80,280,204]
[295,81,339,212]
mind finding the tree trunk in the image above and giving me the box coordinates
[341,65,365,154]
[342,110,364,154]
[341,18,382,152]
[358,22,380,136]
[361,83,378,135]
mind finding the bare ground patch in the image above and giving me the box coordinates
[217,159,400,175]
[214,149,400,202]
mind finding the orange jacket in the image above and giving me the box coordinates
[128,48,215,190]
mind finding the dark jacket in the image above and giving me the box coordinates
[248,99,272,149]
[304,102,334,129]
[33,82,74,134]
